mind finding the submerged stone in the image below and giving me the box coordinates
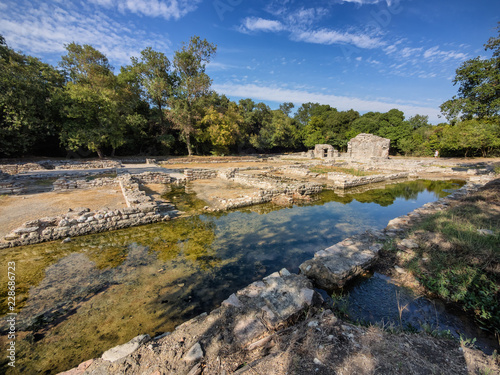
[299,239,379,290]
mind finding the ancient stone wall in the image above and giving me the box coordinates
[327,172,410,189]
[0,207,168,248]
[184,169,219,181]
[0,181,24,194]
[347,133,390,159]
[0,160,122,174]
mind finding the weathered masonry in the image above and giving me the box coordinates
[347,133,390,159]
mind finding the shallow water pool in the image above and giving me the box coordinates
[0,179,465,374]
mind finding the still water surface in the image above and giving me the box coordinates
[0,179,465,374]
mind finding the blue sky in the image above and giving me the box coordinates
[1,0,499,123]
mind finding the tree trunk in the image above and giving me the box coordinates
[186,133,192,156]
[96,148,104,159]
[111,148,116,157]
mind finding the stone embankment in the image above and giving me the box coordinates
[0,172,176,249]
[327,171,411,189]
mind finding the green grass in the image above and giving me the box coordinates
[399,193,500,335]
[309,165,375,176]
[33,177,58,186]
[494,165,500,174]
[85,172,117,181]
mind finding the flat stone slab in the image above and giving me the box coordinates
[299,235,382,291]
[101,334,150,362]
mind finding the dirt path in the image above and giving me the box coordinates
[0,187,127,238]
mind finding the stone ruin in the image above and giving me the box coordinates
[347,133,390,159]
[308,144,340,159]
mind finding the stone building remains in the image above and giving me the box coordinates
[312,144,340,159]
[347,133,390,159]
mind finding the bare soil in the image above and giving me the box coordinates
[189,179,260,207]
[0,187,126,238]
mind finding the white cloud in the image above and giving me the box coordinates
[88,0,202,20]
[0,1,172,66]
[212,82,442,123]
[339,0,394,5]
[285,7,329,27]
[423,46,468,61]
[239,7,383,50]
[399,46,422,58]
[240,17,285,33]
[292,29,385,49]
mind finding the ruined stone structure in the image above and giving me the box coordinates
[313,144,339,159]
[347,133,390,159]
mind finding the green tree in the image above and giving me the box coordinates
[60,43,129,158]
[302,116,326,148]
[201,102,243,155]
[279,102,294,116]
[440,23,500,121]
[170,36,217,155]
[129,47,176,128]
[0,36,65,156]
[377,109,411,154]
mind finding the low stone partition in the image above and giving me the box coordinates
[0,206,170,249]
[0,181,24,194]
[53,177,118,191]
[184,168,218,181]
[119,174,156,209]
[0,160,122,174]
[327,172,411,189]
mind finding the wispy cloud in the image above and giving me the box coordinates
[292,29,385,49]
[423,46,468,61]
[88,0,202,20]
[0,1,172,66]
[213,82,442,122]
[240,17,285,33]
[338,0,394,5]
[239,6,382,50]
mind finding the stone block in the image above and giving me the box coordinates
[101,334,150,362]
[300,245,378,290]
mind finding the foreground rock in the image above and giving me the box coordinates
[299,233,384,290]
[61,270,323,374]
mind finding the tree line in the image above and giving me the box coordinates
[0,27,499,159]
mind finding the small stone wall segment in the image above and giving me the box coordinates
[0,181,24,194]
[53,177,118,191]
[347,133,390,159]
[184,169,218,181]
[327,172,410,189]
[0,206,166,249]
[0,160,122,174]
